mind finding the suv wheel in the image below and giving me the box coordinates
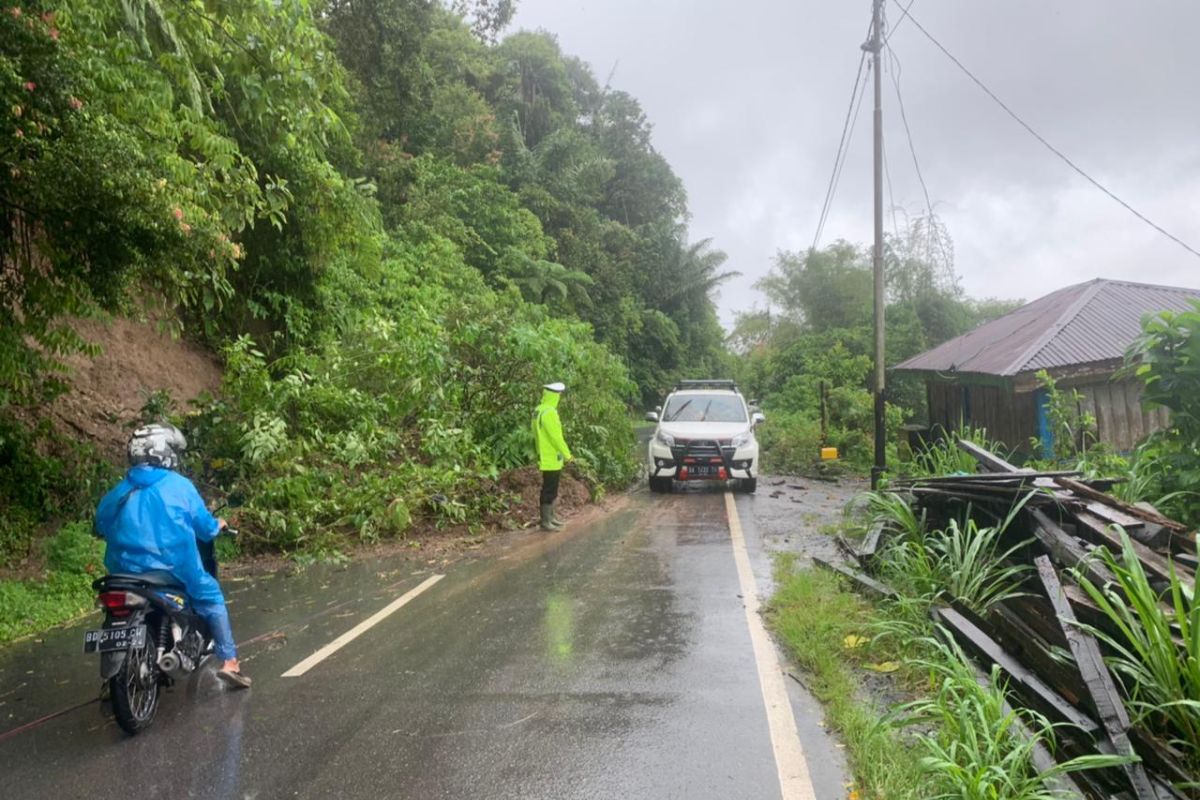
[648,476,673,493]
[739,478,757,494]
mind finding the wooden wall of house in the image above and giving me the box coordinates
[926,381,1038,452]
[926,377,1170,454]
[1074,379,1171,452]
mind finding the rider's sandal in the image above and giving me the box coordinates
[217,669,252,690]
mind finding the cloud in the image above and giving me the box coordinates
[513,0,1200,328]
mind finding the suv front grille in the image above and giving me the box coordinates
[671,439,736,464]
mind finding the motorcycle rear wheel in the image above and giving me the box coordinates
[111,624,161,735]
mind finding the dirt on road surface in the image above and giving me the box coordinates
[747,475,866,563]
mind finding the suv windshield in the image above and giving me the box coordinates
[663,394,747,423]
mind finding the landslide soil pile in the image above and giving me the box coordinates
[41,317,223,461]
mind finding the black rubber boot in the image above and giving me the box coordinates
[550,502,565,528]
[539,504,557,531]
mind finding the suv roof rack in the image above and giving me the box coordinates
[673,379,740,393]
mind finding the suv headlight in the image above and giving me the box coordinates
[731,430,753,448]
[655,430,675,447]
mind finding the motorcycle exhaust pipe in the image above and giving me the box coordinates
[157,651,195,679]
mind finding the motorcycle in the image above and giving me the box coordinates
[84,522,237,735]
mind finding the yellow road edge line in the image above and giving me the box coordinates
[281,574,445,678]
[724,491,817,800]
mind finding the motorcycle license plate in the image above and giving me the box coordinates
[686,465,721,478]
[83,625,146,654]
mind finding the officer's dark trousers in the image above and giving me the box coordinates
[540,470,561,505]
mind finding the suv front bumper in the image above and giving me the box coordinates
[648,439,757,480]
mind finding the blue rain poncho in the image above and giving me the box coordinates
[95,465,224,605]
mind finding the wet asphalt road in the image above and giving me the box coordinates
[0,485,848,800]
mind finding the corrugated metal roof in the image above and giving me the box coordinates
[894,279,1200,377]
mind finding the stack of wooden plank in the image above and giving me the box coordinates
[830,440,1199,799]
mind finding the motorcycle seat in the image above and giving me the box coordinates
[94,571,185,592]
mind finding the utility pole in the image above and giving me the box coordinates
[868,0,886,488]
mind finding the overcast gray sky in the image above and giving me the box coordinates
[510,0,1200,328]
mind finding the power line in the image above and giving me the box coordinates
[812,50,869,251]
[891,0,1200,262]
[886,41,953,271]
[882,127,900,241]
[883,0,918,46]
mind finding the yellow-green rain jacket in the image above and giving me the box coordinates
[533,389,572,471]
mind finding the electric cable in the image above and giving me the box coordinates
[812,49,868,251]
[891,0,1200,261]
[886,41,953,272]
[882,127,901,242]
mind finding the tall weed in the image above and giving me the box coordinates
[1074,531,1200,766]
[899,636,1130,799]
[910,423,1012,478]
[878,492,1033,615]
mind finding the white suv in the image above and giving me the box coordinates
[646,380,763,494]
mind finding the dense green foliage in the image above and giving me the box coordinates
[733,222,1019,473]
[0,0,732,610]
[1122,301,1200,526]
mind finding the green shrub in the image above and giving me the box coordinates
[0,415,117,566]
[186,235,638,554]
[43,521,103,574]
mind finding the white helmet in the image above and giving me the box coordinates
[128,423,187,470]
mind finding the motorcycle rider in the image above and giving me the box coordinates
[95,423,251,689]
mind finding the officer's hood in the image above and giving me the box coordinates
[127,464,172,487]
[540,388,562,408]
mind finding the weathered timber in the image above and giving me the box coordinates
[1036,556,1158,799]
[1074,511,1196,589]
[910,481,1057,498]
[858,520,886,562]
[897,471,1083,485]
[933,606,1100,734]
[1055,477,1190,534]
[833,526,886,566]
[1127,728,1199,799]
[1030,508,1117,588]
[1003,594,1070,649]
[834,534,862,566]
[1005,586,1116,651]
[969,600,1088,708]
[957,439,1022,473]
[1177,552,1200,572]
[811,556,898,600]
[909,487,1029,506]
[1083,500,1147,531]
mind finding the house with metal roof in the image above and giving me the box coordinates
[894,278,1200,454]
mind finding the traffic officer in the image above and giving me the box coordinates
[532,382,572,530]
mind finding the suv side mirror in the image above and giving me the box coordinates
[645,411,659,422]
[752,412,766,426]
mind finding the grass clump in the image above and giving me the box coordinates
[768,556,926,798]
[0,522,102,643]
